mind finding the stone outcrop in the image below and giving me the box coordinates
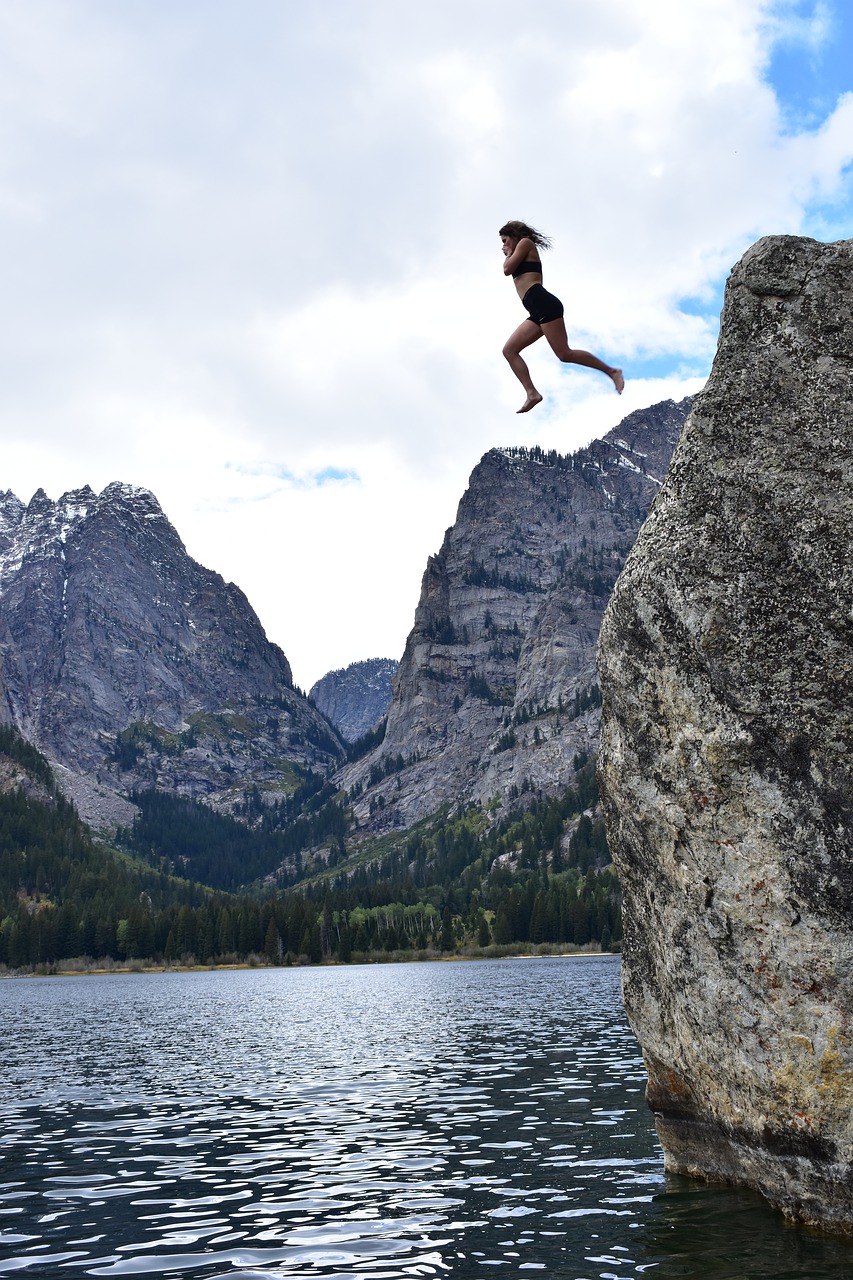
[597,236,853,1231]
[0,483,343,826]
[340,399,689,830]
[310,658,398,742]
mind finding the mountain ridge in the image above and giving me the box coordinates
[0,397,689,880]
[0,481,343,827]
[337,397,690,835]
[0,395,694,969]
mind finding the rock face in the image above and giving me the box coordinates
[340,399,689,830]
[310,658,398,742]
[0,483,343,826]
[597,236,853,1231]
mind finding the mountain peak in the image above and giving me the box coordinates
[0,477,343,823]
[100,480,162,510]
[339,397,692,832]
[0,492,25,543]
[26,487,54,515]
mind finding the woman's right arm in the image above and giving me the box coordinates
[503,237,535,275]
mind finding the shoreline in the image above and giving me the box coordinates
[1,947,617,979]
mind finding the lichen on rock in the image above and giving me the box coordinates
[597,235,853,1232]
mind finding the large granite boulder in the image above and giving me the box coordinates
[598,235,853,1232]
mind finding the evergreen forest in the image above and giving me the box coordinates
[0,727,620,973]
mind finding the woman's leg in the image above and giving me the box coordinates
[541,318,624,393]
[503,319,545,412]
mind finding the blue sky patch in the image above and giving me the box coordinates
[226,461,360,490]
[312,466,360,486]
[765,1,853,131]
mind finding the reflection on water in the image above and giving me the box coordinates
[1,957,851,1278]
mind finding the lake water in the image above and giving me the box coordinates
[1,956,852,1279]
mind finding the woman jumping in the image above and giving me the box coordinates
[500,220,624,413]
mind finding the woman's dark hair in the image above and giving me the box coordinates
[499,220,552,250]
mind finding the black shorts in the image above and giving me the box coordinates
[521,283,564,325]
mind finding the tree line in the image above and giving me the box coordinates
[0,727,620,970]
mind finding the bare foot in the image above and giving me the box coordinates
[611,368,624,394]
[517,390,543,413]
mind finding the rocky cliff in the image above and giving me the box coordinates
[598,236,853,1231]
[0,483,343,826]
[340,399,690,831]
[310,658,398,742]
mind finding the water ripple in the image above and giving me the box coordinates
[2,958,853,1278]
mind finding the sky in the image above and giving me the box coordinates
[0,0,851,690]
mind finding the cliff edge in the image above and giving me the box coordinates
[598,235,853,1231]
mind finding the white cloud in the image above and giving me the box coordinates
[762,0,833,52]
[0,0,850,686]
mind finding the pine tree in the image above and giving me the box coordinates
[477,913,491,948]
[440,907,455,952]
[264,917,282,964]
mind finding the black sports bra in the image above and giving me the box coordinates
[512,259,542,279]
